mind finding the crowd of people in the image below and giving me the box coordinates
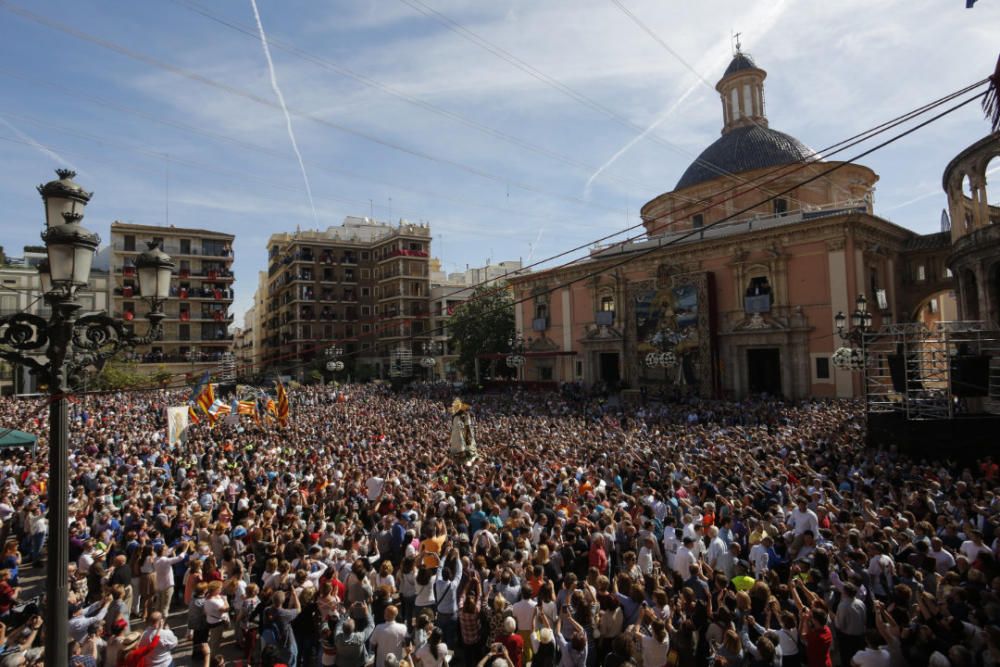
[0,382,997,667]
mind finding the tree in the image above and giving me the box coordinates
[448,283,515,380]
[88,361,148,390]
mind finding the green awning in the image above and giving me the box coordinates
[0,430,37,450]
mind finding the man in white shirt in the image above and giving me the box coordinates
[136,612,179,667]
[366,476,386,502]
[706,526,727,570]
[662,522,680,571]
[959,530,991,563]
[370,604,408,667]
[153,542,191,618]
[930,537,956,573]
[787,497,819,554]
[673,537,696,582]
[749,537,771,578]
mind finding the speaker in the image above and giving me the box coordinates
[887,354,906,393]
[951,355,990,397]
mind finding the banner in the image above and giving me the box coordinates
[167,406,190,446]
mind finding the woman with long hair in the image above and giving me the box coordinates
[414,626,449,667]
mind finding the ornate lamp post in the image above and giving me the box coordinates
[506,334,526,380]
[833,294,874,370]
[0,170,172,667]
[325,345,345,375]
[419,341,443,379]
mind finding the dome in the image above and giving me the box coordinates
[674,124,816,191]
[723,52,757,77]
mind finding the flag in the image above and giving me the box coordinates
[276,380,289,427]
[207,399,231,421]
[187,371,211,404]
[167,406,190,446]
[188,405,201,425]
[195,382,215,415]
[237,400,257,416]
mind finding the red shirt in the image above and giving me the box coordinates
[500,632,524,667]
[806,625,833,667]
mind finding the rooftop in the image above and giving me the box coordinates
[675,124,816,191]
[109,221,234,239]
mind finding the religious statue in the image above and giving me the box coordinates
[449,398,477,463]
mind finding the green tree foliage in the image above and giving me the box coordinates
[447,283,515,380]
[89,361,148,390]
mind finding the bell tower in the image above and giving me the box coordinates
[717,43,768,134]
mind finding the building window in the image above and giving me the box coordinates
[180,238,191,254]
[539,366,553,381]
[600,295,615,312]
[917,264,926,281]
[361,287,370,297]
[773,198,788,215]
[361,269,370,279]
[929,298,939,314]
[692,214,704,229]
[361,306,371,316]
[575,360,583,377]
[123,235,136,251]
[360,251,370,261]
[816,357,830,380]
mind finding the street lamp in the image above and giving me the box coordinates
[833,294,874,370]
[0,170,172,667]
[506,334,526,379]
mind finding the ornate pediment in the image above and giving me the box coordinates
[733,312,786,331]
[581,323,624,342]
[527,336,560,352]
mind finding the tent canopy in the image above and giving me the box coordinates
[0,430,37,450]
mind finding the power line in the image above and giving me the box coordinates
[168,0,667,197]
[396,0,813,209]
[0,1,634,218]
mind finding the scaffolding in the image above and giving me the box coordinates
[389,345,413,378]
[862,321,1000,420]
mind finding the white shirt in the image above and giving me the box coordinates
[138,627,179,667]
[204,595,229,624]
[673,546,695,580]
[789,508,819,536]
[959,540,990,562]
[641,635,670,667]
[371,620,408,667]
[662,532,680,570]
[851,646,890,667]
[154,553,186,591]
[706,537,727,568]
[414,642,449,667]
[366,477,385,502]
[511,598,537,631]
[749,544,770,577]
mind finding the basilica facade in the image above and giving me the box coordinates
[508,51,996,400]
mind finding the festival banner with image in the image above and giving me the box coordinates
[167,406,190,445]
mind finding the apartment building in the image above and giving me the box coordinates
[108,222,235,370]
[428,260,525,380]
[263,216,431,379]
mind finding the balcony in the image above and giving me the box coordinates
[744,294,772,314]
[112,243,233,260]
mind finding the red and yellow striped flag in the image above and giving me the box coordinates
[276,381,289,427]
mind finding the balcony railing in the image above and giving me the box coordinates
[744,294,772,314]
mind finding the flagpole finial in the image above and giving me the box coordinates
[732,30,743,55]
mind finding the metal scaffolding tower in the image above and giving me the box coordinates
[862,321,1000,420]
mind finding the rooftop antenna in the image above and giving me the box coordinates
[388,197,393,222]
[369,199,374,221]
[732,30,742,55]
[164,160,170,225]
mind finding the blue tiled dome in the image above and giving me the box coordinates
[724,52,757,77]
[674,124,816,191]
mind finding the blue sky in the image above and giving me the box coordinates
[1,0,997,324]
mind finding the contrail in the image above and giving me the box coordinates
[525,226,545,264]
[885,164,1000,212]
[0,114,81,173]
[249,0,317,224]
[585,1,789,197]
